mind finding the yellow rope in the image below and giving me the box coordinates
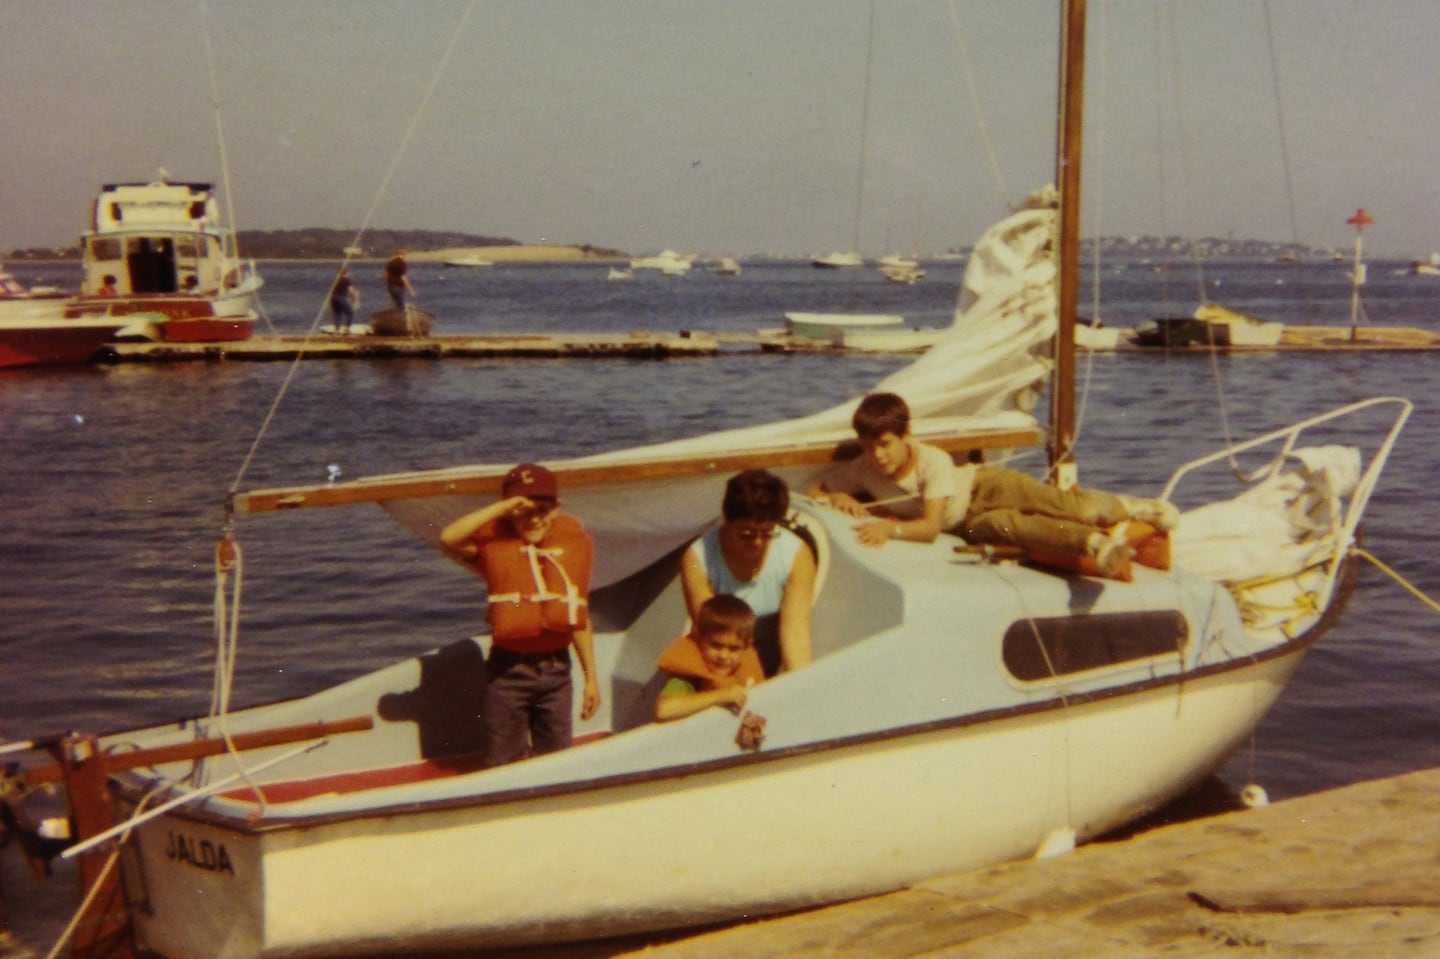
[1353,547,1440,617]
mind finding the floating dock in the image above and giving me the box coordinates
[104,330,719,363]
[89,324,1440,364]
[624,767,1440,959]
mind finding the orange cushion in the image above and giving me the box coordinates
[1023,521,1170,582]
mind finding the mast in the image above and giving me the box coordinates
[1050,0,1086,480]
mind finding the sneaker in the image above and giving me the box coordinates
[1089,525,1133,578]
[1120,495,1180,531]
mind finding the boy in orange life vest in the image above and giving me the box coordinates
[439,463,600,766]
[654,594,763,722]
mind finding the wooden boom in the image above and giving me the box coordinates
[235,425,1043,514]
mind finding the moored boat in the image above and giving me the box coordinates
[0,265,125,369]
[630,249,694,274]
[368,304,436,337]
[64,178,263,342]
[784,310,906,340]
[810,250,864,268]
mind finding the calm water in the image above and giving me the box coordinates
[2,257,1439,945]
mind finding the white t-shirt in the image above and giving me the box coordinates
[819,441,978,530]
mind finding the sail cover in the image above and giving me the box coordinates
[377,192,1060,588]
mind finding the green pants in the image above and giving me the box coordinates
[958,466,1130,556]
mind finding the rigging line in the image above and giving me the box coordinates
[945,0,1012,211]
[198,1,240,266]
[1074,0,1110,445]
[1352,548,1440,617]
[224,0,480,500]
[852,0,877,255]
[42,786,165,959]
[1162,2,1242,462]
[1261,1,1302,248]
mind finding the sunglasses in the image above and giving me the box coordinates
[516,499,560,519]
[728,522,778,543]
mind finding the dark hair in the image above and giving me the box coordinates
[721,469,789,523]
[851,392,910,441]
[696,594,756,645]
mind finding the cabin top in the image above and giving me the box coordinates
[90,180,221,235]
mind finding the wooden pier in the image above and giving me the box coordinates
[91,324,1440,364]
[103,330,720,363]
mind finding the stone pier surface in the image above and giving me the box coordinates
[622,768,1440,959]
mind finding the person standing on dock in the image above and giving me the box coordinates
[328,267,360,333]
[383,248,416,308]
[440,464,601,766]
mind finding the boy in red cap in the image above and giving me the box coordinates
[440,463,600,766]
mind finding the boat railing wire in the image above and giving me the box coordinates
[1159,396,1412,607]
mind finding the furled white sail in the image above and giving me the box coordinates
[374,193,1060,588]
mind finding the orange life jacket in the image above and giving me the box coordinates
[655,635,765,691]
[476,514,592,652]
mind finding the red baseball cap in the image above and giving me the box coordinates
[502,463,558,500]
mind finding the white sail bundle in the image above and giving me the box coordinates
[376,196,1061,587]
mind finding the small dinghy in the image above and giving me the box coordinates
[368,305,435,337]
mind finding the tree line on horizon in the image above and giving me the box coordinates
[3,228,625,261]
[6,230,1335,262]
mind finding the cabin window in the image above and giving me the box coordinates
[174,235,201,259]
[89,238,122,262]
[1002,610,1187,681]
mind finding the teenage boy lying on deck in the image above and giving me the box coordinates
[804,392,1178,578]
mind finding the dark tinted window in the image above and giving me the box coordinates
[1003,611,1188,681]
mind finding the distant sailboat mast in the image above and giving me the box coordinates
[851,0,877,259]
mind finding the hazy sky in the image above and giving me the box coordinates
[2,0,1436,257]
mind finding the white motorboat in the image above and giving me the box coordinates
[442,255,494,267]
[64,178,263,342]
[783,310,906,339]
[6,3,1412,958]
[630,249,693,274]
[810,251,864,268]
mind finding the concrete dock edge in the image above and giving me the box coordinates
[620,768,1440,958]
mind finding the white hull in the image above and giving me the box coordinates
[811,252,864,268]
[121,645,1307,958]
[784,311,906,339]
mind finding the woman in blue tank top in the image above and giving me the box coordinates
[681,470,816,677]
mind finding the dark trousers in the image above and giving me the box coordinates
[483,647,573,766]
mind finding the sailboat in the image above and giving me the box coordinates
[8,3,1411,958]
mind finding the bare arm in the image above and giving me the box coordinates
[777,546,816,671]
[855,495,948,546]
[654,683,747,722]
[679,545,714,622]
[571,625,601,720]
[438,496,528,559]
